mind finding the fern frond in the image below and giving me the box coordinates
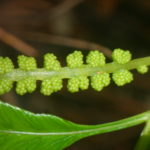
[0,49,149,95]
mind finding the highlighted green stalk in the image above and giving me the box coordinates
[1,56,150,81]
[135,119,150,150]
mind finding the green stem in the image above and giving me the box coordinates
[134,119,150,150]
[79,111,150,137]
[1,56,150,81]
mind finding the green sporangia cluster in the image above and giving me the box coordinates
[67,51,89,92]
[112,48,133,86]
[0,57,14,95]
[86,51,110,91]
[137,65,149,74]
[0,49,149,95]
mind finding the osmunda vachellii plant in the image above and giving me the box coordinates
[0,48,149,150]
[0,48,149,95]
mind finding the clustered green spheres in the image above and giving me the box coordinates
[112,48,132,64]
[112,49,133,86]
[137,65,149,74]
[41,53,62,95]
[41,77,62,96]
[18,55,37,71]
[17,53,63,95]
[66,51,83,68]
[0,49,148,95]
[91,72,110,91]
[16,78,36,95]
[0,57,14,73]
[67,76,89,93]
[44,53,61,71]
[0,79,13,95]
[0,57,14,94]
[112,69,133,86]
[86,50,106,67]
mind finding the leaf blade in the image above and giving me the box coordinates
[0,101,149,150]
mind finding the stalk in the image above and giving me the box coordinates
[134,119,150,150]
[0,56,150,81]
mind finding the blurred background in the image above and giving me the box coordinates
[0,0,150,149]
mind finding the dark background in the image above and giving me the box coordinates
[0,0,149,149]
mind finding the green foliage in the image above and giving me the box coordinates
[0,49,149,95]
[0,101,149,150]
[0,49,149,150]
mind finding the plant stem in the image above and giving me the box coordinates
[0,56,150,81]
[79,111,150,137]
[134,119,150,150]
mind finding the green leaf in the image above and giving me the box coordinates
[0,101,149,150]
